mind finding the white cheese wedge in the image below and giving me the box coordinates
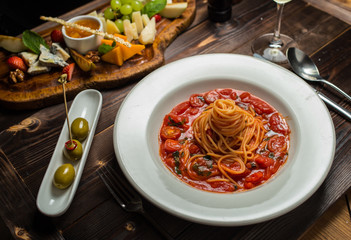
[106,19,120,34]
[141,14,150,27]
[123,20,134,42]
[139,17,156,45]
[132,11,144,34]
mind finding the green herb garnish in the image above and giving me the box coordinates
[98,41,116,54]
[168,116,186,127]
[22,30,49,54]
[142,0,167,18]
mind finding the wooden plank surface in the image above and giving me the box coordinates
[0,0,350,239]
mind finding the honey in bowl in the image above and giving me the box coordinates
[65,19,100,38]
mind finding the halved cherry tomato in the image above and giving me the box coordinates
[245,171,263,183]
[263,167,272,180]
[189,94,205,107]
[204,90,220,104]
[160,126,181,140]
[240,92,274,114]
[164,139,182,152]
[165,157,175,169]
[230,91,238,100]
[267,136,287,153]
[244,181,255,189]
[186,107,199,115]
[255,156,274,168]
[172,101,190,115]
[269,113,290,135]
[217,88,233,98]
[209,181,235,192]
[189,143,201,154]
[164,113,188,127]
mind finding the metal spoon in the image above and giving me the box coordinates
[286,47,351,102]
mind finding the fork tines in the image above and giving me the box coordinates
[97,164,143,212]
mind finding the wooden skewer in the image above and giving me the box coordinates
[58,74,73,146]
[40,16,131,48]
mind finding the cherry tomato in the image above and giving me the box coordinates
[164,113,188,127]
[230,91,238,100]
[217,88,233,98]
[269,113,290,135]
[172,101,190,115]
[189,94,205,107]
[263,167,272,180]
[160,126,181,140]
[165,157,176,169]
[240,92,274,114]
[186,107,200,115]
[270,160,282,174]
[267,136,287,153]
[189,143,201,154]
[204,90,220,104]
[164,139,182,152]
[152,14,162,22]
[255,156,274,168]
[244,181,255,189]
[209,181,235,192]
[245,171,263,183]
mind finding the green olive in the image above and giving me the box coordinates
[63,139,83,161]
[71,117,89,141]
[53,163,75,189]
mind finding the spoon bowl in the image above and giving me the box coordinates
[286,47,351,102]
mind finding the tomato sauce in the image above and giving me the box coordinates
[158,88,291,193]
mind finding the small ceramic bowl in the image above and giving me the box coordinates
[62,15,103,55]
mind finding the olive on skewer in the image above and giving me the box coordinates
[71,117,89,141]
[58,73,84,161]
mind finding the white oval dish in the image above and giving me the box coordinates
[37,89,102,217]
[113,54,336,226]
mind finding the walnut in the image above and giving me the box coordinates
[8,69,25,84]
[85,51,101,63]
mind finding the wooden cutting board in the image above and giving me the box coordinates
[0,0,196,110]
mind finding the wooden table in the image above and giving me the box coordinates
[1,0,351,239]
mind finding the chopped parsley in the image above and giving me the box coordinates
[167,116,186,127]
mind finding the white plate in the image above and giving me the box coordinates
[113,54,335,226]
[37,89,102,217]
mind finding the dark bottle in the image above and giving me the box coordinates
[208,0,232,22]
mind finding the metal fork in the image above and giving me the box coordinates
[97,164,174,240]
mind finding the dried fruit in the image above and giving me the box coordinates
[70,48,96,72]
[0,35,27,53]
[7,56,27,72]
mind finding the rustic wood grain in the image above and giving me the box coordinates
[0,0,350,239]
[0,0,196,110]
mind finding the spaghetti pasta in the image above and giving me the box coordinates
[159,88,290,193]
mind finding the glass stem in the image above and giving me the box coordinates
[271,3,285,47]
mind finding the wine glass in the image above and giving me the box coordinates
[251,0,297,63]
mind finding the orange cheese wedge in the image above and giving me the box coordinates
[101,46,124,66]
[100,37,145,61]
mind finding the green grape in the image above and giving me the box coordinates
[115,19,124,33]
[131,0,143,11]
[110,0,122,10]
[120,4,133,15]
[121,0,132,4]
[104,7,115,20]
[121,15,130,21]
